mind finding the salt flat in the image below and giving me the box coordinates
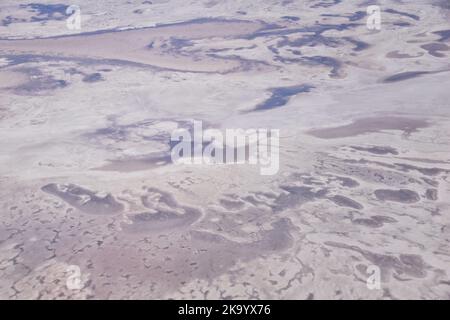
[0,0,449,299]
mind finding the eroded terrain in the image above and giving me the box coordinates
[0,0,449,299]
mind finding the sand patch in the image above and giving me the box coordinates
[0,70,28,89]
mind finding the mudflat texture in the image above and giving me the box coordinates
[0,0,449,299]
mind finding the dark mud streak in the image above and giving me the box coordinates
[433,0,450,10]
[125,207,201,233]
[0,52,258,75]
[281,16,300,21]
[352,216,397,228]
[351,146,399,155]
[96,154,172,172]
[383,71,431,83]
[276,34,341,49]
[308,117,429,139]
[322,11,366,22]
[205,53,273,73]
[420,43,449,58]
[393,22,412,27]
[422,177,439,187]
[386,51,422,59]
[0,53,176,72]
[82,73,104,83]
[0,17,259,41]
[335,176,360,188]
[253,84,314,111]
[352,218,384,228]
[302,56,342,78]
[433,30,450,42]
[374,189,420,203]
[276,32,368,53]
[385,8,420,21]
[344,37,370,51]
[2,16,27,26]
[311,0,342,9]
[329,195,363,210]
[393,163,448,176]
[348,11,367,22]
[243,23,358,40]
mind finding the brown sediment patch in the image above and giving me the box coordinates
[0,19,264,73]
[307,116,429,139]
[374,189,420,203]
